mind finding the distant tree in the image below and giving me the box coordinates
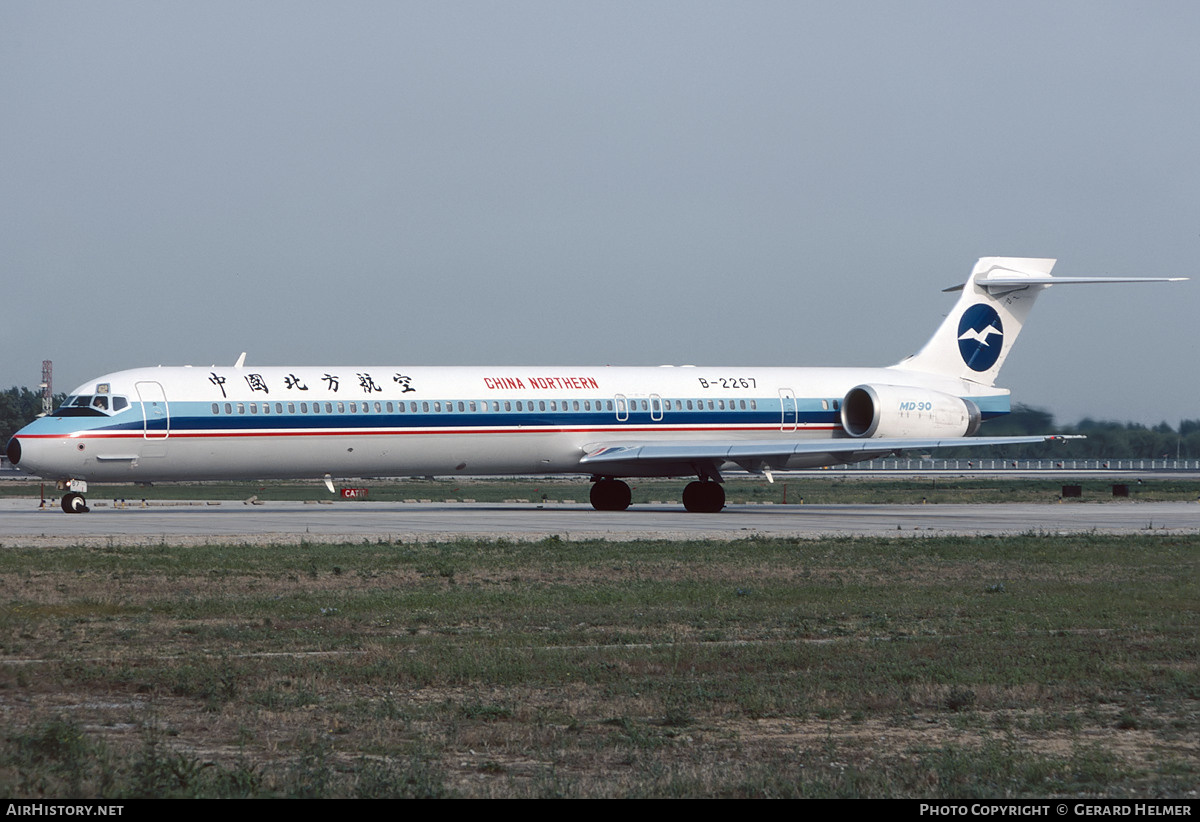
[1182,430,1200,458]
[947,405,1195,460]
[948,404,1061,460]
[0,387,62,444]
[980,404,1057,436]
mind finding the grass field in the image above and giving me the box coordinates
[0,532,1195,798]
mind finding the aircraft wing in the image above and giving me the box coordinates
[579,435,1076,473]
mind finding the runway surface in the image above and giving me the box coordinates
[1,498,1197,545]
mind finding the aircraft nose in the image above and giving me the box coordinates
[5,436,19,466]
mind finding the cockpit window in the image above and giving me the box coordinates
[55,394,130,417]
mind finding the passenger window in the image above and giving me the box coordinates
[224,403,232,415]
[212,403,219,414]
[276,403,284,415]
[469,401,477,412]
[250,403,258,415]
[289,403,297,414]
[539,401,545,411]
[301,403,308,413]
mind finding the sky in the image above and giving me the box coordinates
[2,1,1196,426]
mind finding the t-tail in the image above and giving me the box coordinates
[893,256,1186,386]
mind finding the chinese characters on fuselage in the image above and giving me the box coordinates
[207,371,418,397]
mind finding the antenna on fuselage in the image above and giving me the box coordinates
[234,352,247,368]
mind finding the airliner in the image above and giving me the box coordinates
[5,257,1184,514]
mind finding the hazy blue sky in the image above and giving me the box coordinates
[2,2,1196,425]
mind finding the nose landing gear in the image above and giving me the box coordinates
[56,480,90,513]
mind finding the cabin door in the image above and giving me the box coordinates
[649,394,664,422]
[136,381,171,439]
[779,388,798,432]
[614,394,629,422]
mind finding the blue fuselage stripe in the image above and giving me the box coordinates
[22,393,1011,438]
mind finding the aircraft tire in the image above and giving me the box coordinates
[61,493,89,514]
[683,481,724,513]
[590,479,632,511]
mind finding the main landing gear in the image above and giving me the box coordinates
[590,478,632,511]
[589,477,725,513]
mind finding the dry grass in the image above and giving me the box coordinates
[0,534,1196,797]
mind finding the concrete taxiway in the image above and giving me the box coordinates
[0,498,1197,545]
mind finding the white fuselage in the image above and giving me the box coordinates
[8,363,1009,483]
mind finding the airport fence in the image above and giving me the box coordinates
[828,458,1200,472]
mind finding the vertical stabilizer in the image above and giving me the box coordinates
[892,257,1056,386]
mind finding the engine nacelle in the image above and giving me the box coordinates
[840,384,982,438]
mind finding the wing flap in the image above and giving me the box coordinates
[580,435,1075,468]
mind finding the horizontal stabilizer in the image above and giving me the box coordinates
[979,275,1187,293]
[945,275,1187,292]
